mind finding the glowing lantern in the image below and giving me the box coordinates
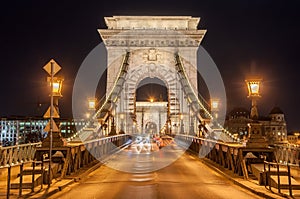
[88,98,96,110]
[48,77,63,97]
[245,76,262,119]
[245,78,262,98]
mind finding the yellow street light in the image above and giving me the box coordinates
[245,77,262,98]
[180,113,184,120]
[245,76,262,119]
[119,112,125,120]
[88,98,96,110]
[47,77,63,97]
[211,99,219,111]
[149,97,154,103]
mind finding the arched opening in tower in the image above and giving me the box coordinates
[135,77,168,135]
[136,77,168,102]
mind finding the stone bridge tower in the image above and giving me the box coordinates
[98,16,207,134]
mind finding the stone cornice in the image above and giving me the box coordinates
[104,16,200,30]
[98,29,206,47]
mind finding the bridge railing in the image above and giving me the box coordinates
[263,161,298,197]
[0,142,42,168]
[66,134,131,177]
[273,144,300,166]
[36,134,131,178]
[175,134,274,180]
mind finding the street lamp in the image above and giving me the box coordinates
[189,110,195,135]
[43,59,64,187]
[109,107,116,136]
[180,113,184,134]
[47,76,63,117]
[88,98,96,110]
[245,76,262,119]
[132,121,136,134]
[211,98,219,119]
[119,112,125,134]
[211,99,219,111]
[47,77,63,97]
[167,120,171,135]
[86,98,97,133]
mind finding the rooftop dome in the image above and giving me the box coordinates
[269,107,284,115]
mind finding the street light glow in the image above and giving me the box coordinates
[120,113,125,120]
[48,77,63,96]
[52,82,60,93]
[245,77,262,98]
[180,113,184,120]
[211,99,219,110]
[88,98,96,110]
[245,76,262,119]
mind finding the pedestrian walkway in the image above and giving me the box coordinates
[0,161,101,199]
[199,156,300,199]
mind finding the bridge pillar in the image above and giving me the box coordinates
[95,16,218,137]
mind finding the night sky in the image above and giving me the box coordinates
[1,1,299,131]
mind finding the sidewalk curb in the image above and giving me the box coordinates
[193,152,285,199]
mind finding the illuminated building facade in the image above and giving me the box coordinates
[224,106,288,145]
[0,117,88,146]
[0,117,47,146]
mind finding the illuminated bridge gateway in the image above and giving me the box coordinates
[73,16,235,143]
[3,16,296,199]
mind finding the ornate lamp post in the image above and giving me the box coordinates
[132,121,136,134]
[180,113,184,134]
[189,109,195,135]
[87,98,96,120]
[211,98,219,119]
[43,59,64,187]
[245,76,267,148]
[109,107,116,136]
[166,119,171,135]
[47,77,64,115]
[119,112,125,134]
[245,77,262,119]
[50,77,63,96]
[87,98,97,137]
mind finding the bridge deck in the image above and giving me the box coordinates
[47,145,262,199]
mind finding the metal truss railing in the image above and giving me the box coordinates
[74,52,130,141]
[175,53,237,142]
[175,53,212,121]
[0,142,41,167]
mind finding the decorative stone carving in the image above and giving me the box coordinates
[142,48,162,64]
[148,48,158,61]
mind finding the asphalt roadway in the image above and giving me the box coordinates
[46,142,264,199]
